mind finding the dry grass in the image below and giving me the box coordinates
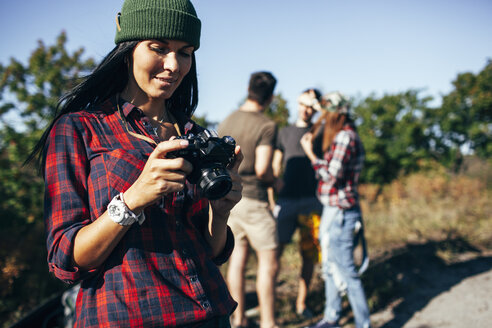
[360,169,492,254]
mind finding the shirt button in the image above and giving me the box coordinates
[202,301,210,309]
[182,249,188,257]
[190,275,198,283]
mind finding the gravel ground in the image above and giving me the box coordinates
[371,267,492,328]
[235,237,492,328]
[243,241,492,328]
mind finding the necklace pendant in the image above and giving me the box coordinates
[151,125,162,142]
[152,126,159,137]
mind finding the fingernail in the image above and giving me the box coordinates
[180,140,189,146]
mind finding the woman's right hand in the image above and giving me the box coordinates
[123,139,193,213]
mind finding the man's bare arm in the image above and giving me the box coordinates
[255,144,275,183]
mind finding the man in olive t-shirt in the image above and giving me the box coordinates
[220,110,276,201]
[218,71,278,328]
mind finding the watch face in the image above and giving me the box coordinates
[108,194,136,226]
[109,204,122,218]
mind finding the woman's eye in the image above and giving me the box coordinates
[179,51,192,58]
[150,47,167,54]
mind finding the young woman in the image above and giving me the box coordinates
[300,92,371,328]
[27,0,242,327]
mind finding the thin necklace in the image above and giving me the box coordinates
[151,109,170,139]
[158,112,167,124]
[116,94,183,144]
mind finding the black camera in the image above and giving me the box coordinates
[167,129,236,200]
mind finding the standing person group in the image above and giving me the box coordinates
[30,0,243,327]
[218,79,372,328]
[219,81,371,328]
[218,72,279,328]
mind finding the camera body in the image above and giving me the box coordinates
[167,129,236,200]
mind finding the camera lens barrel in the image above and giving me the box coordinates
[198,167,233,200]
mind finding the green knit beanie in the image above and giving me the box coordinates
[115,0,201,50]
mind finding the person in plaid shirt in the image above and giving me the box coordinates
[300,92,371,328]
[27,0,242,327]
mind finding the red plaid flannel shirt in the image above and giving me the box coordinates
[312,124,365,209]
[44,98,236,327]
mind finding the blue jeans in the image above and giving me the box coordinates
[319,205,371,328]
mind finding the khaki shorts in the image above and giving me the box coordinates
[228,197,279,251]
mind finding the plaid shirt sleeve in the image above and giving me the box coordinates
[312,130,351,186]
[312,128,361,208]
[44,115,97,283]
[212,226,235,265]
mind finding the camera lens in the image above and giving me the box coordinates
[198,167,232,200]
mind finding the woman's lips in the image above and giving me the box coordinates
[155,76,177,83]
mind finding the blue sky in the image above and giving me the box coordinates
[1,0,491,124]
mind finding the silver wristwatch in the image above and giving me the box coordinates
[107,193,145,226]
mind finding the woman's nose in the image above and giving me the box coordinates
[163,53,179,72]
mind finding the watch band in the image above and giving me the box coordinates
[108,193,146,226]
[120,193,146,225]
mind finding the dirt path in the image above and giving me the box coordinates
[370,254,492,328]
[239,239,492,328]
[371,268,492,327]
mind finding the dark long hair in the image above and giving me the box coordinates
[26,41,199,170]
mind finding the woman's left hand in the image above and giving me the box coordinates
[209,146,243,221]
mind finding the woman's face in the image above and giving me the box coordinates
[127,39,194,103]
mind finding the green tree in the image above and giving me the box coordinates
[264,92,290,128]
[191,113,213,129]
[0,32,95,325]
[436,59,492,166]
[353,90,435,184]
